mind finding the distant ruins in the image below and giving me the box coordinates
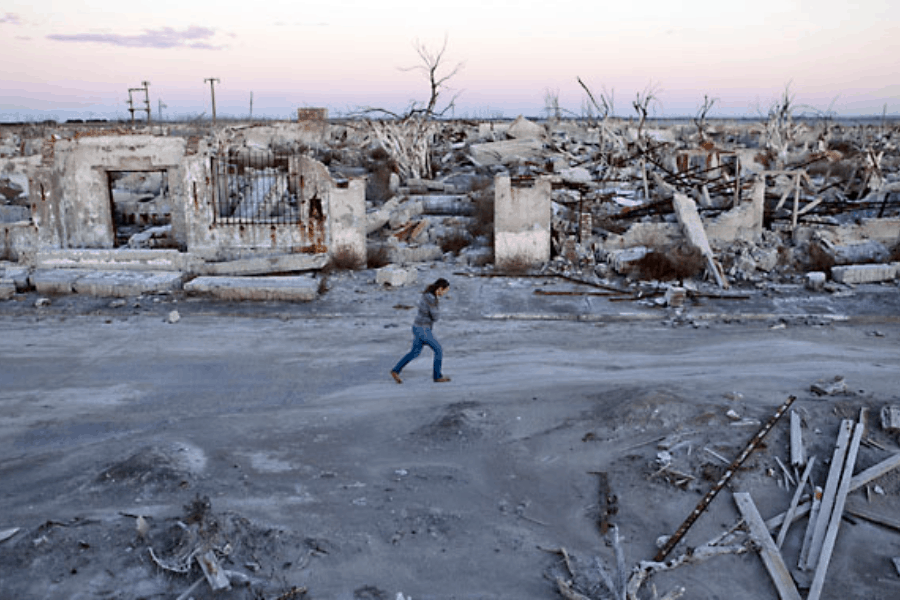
[1,110,898,299]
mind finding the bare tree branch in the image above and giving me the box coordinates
[399,34,465,118]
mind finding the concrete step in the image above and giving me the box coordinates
[184,275,319,301]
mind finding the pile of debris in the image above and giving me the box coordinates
[321,113,899,292]
[549,392,900,600]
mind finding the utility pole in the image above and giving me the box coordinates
[158,99,167,122]
[204,78,220,125]
[126,89,137,125]
[249,91,253,120]
[141,81,151,123]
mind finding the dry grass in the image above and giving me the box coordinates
[367,244,391,269]
[497,255,534,275]
[438,232,471,254]
[467,187,494,243]
[890,242,900,263]
[807,241,836,272]
[631,244,704,280]
[328,245,365,271]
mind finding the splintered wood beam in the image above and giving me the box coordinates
[734,492,802,600]
[776,455,816,549]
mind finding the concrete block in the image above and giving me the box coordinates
[200,253,328,276]
[607,246,649,274]
[0,205,30,223]
[184,276,319,301]
[0,279,15,300]
[0,265,30,290]
[665,286,687,307]
[470,139,544,166]
[831,263,898,284]
[35,249,185,271]
[506,115,545,140]
[376,265,418,287]
[389,244,443,264]
[806,271,827,291]
[72,271,185,297]
[31,269,91,295]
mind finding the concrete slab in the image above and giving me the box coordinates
[199,253,328,276]
[35,249,185,271]
[30,269,91,295]
[72,271,185,297]
[0,264,29,291]
[184,276,319,301]
[0,279,14,300]
[376,265,417,287]
[831,263,899,284]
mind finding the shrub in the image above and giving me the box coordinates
[497,255,534,275]
[631,244,704,281]
[807,241,835,272]
[467,187,494,243]
[329,245,365,271]
[367,244,391,269]
[438,232,470,254]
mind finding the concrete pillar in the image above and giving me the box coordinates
[329,177,367,267]
[493,175,551,269]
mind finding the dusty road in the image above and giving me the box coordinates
[1,285,899,599]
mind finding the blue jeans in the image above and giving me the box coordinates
[393,326,443,380]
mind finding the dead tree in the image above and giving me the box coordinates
[632,82,661,141]
[693,94,718,141]
[400,35,465,119]
[354,36,464,180]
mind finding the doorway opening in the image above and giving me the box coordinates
[106,170,174,248]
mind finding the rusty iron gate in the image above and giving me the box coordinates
[210,150,324,226]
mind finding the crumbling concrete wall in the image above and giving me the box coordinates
[19,129,365,268]
[494,175,551,268]
[330,178,367,266]
[706,178,765,243]
[32,134,189,250]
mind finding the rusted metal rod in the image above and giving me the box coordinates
[653,394,797,562]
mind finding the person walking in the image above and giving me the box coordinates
[391,278,451,383]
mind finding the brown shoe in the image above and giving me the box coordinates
[391,371,403,384]
[434,377,451,383]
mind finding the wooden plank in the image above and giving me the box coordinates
[197,550,231,591]
[798,486,823,569]
[790,410,806,467]
[849,453,900,490]
[807,420,865,600]
[776,456,816,548]
[733,492,802,600]
[845,497,900,533]
[801,420,853,571]
[764,452,900,534]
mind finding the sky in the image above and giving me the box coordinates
[1,0,898,122]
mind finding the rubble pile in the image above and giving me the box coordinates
[328,114,900,294]
[1,114,898,299]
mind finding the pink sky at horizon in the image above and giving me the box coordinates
[1,1,898,121]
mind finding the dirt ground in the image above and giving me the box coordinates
[1,274,899,600]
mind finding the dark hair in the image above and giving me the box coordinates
[425,278,450,295]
